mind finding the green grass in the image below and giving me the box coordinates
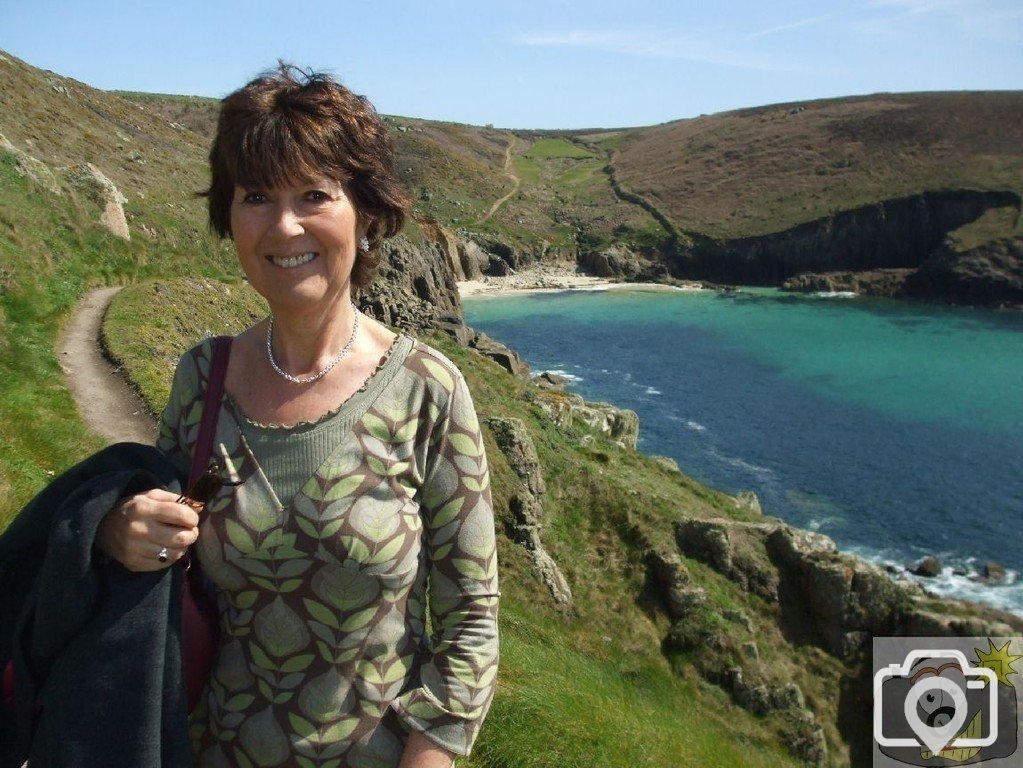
[522,138,595,160]
[461,601,797,768]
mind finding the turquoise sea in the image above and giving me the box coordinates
[463,287,1023,616]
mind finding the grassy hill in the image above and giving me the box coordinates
[2,49,1022,766]
[115,84,1023,261]
[609,92,1023,246]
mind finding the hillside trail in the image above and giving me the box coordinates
[476,136,520,224]
[58,286,159,445]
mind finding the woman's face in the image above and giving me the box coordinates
[230,176,363,318]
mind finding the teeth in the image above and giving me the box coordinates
[271,252,316,268]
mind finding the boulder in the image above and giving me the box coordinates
[733,490,762,515]
[578,244,641,278]
[981,561,1007,584]
[912,556,943,578]
[571,400,639,449]
[456,238,490,281]
[470,332,531,378]
[534,371,569,390]
[0,133,61,194]
[62,163,129,239]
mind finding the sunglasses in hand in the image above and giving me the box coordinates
[176,459,242,519]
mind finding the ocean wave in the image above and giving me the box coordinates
[543,369,583,384]
[685,420,708,432]
[708,448,775,480]
[812,291,858,299]
[847,547,1023,617]
[644,386,661,395]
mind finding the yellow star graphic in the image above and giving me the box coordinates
[974,639,1022,687]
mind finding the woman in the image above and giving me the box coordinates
[97,65,499,768]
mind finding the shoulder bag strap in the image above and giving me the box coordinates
[187,335,233,488]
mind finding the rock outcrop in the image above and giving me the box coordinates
[781,269,915,297]
[469,332,531,379]
[674,516,1023,659]
[903,236,1023,307]
[578,244,642,278]
[483,416,573,610]
[62,163,130,240]
[533,390,639,449]
[0,133,61,194]
[360,234,461,332]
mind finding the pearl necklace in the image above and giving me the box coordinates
[265,302,360,385]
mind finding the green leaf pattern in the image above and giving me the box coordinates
[160,340,499,765]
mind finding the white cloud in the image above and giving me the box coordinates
[856,0,1022,40]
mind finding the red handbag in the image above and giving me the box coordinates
[180,335,232,713]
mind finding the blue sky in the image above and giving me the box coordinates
[3,0,1021,128]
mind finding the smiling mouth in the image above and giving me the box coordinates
[919,710,983,762]
[268,252,317,268]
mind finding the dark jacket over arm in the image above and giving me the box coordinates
[0,442,191,768]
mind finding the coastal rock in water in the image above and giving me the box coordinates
[913,556,943,578]
[534,371,569,391]
[904,236,1023,307]
[361,234,461,332]
[483,417,573,610]
[62,162,129,239]
[781,269,914,297]
[470,332,531,379]
[981,561,1007,584]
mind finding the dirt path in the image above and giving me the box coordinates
[477,136,520,224]
[58,286,159,445]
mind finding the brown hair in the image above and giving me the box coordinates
[206,63,410,289]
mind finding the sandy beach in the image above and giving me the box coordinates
[457,264,703,298]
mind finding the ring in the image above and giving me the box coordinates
[157,547,169,563]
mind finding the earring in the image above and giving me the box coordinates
[359,236,370,253]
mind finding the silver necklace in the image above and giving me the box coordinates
[265,301,360,385]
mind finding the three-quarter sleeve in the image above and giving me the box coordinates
[391,368,500,756]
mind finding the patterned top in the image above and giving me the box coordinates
[156,335,500,768]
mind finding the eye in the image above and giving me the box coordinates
[240,190,267,204]
[306,189,332,203]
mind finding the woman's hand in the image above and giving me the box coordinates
[397,730,456,768]
[95,488,200,571]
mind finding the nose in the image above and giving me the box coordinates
[268,201,305,237]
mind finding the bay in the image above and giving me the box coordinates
[464,286,1023,615]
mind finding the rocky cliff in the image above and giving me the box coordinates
[674,189,1020,285]
[359,233,462,331]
